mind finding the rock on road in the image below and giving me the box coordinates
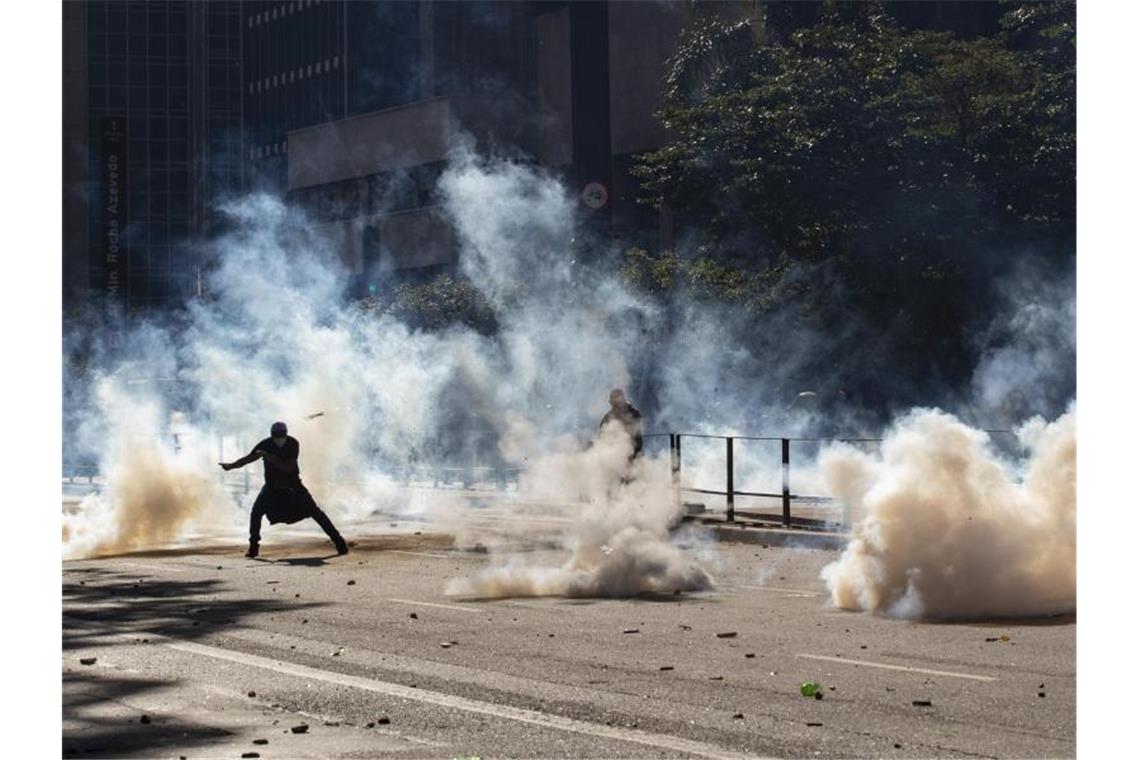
[63,530,1075,758]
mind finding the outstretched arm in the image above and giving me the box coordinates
[219,450,262,472]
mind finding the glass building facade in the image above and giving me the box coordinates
[80,1,241,311]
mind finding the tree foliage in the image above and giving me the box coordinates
[356,275,499,334]
[629,2,1075,401]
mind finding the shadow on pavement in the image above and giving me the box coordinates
[63,569,326,758]
[62,670,233,759]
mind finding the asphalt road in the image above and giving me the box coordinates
[63,524,1075,759]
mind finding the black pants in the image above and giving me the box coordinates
[249,487,345,547]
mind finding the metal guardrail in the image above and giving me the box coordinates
[655,432,882,527]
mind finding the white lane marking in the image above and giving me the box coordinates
[385,598,484,614]
[387,550,452,559]
[163,638,766,760]
[113,562,186,574]
[796,654,997,682]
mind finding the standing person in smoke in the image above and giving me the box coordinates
[600,388,644,462]
[218,421,348,558]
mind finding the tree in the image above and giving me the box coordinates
[630,2,1075,402]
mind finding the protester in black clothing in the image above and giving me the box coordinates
[219,421,348,558]
[599,388,644,460]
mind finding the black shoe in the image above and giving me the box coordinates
[245,543,259,558]
[334,540,349,556]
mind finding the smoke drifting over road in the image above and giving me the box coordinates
[819,406,1076,619]
[63,137,1074,613]
[447,424,712,598]
[62,144,718,593]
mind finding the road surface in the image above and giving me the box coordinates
[63,526,1075,758]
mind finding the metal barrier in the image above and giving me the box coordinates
[661,433,882,527]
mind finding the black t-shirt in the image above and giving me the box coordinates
[250,436,301,487]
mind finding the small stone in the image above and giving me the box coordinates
[716,632,737,638]
[860,645,867,649]
[347,580,356,586]
[440,642,452,648]
[253,739,268,744]
[678,624,692,631]
[659,666,674,671]
[709,676,724,681]
[80,657,96,665]
[745,653,755,658]
[216,566,223,570]
[241,754,260,759]
[623,628,639,634]
[732,713,744,719]
[806,722,823,727]
[894,744,903,749]
[376,717,390,725]
[912,700,932,707]
[1038,691,1046,698]
[365,722,375,728]
[290,724,309,734]
[409,613,418,620]
[247,691,256,698]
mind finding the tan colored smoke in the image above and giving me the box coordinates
[819,405,1075,619]
[446,422,713,598]
[63,380,230,559]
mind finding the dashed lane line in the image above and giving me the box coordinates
[384,598,485,614]
[795,653,997,682]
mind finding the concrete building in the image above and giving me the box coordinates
[270,1,689,294]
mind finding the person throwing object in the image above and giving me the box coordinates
[219,421,348,558]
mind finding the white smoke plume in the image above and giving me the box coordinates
[62,378,230,559]
[819,405,1076,619]
[446,423,713,598]
[61,143,724,593]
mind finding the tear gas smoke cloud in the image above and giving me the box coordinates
[62,144,720,589]
[446,423,713,598]
[63,137,1074,615]
[819,405,1076,619]
[63,378,230,559]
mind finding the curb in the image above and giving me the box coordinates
[682,517,849,550]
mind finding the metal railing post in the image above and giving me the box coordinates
[726,436,735,523]
[781,437,791,527]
